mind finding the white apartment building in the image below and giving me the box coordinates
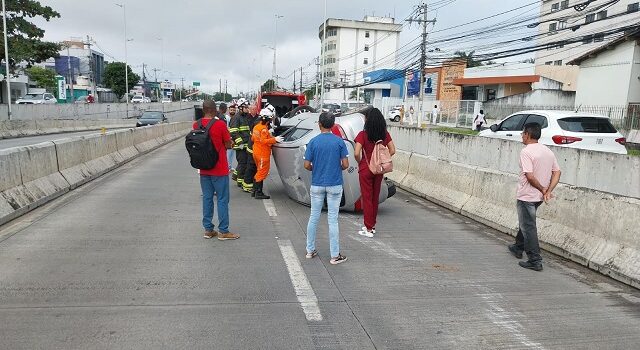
[318,16,402,101]
[535,0,640,90]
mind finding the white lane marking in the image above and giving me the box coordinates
[340,213,422,261]
[348,234,423,262]
[263,199,278,217]
[477,288,546,350]
[277,240,323,322]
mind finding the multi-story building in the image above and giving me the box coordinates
[318,16,402,101]
[44,39,105,89]
[535,0,640,90]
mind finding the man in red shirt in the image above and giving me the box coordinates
[193,100,240,240]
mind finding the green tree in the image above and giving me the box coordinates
[213,92,232,101]
[26,66,56,92]
[302,88,315,104]
[1,0,61,67]
[261,79,275,92]
[453,50,483,68]
[103,62,140,99]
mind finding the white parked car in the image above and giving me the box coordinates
[16,93,57,104]
[131,95,145,103]
[388,106,402,122]
[479,110,628,155]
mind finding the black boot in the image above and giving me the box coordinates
[254,182,270,200]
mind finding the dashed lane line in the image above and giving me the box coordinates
[263,199,278,217]
[277,240,323,322]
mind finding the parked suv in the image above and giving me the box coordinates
[16,93,57,104]
[479,110,628,154]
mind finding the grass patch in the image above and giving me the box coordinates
[434,127,479,136]
[628,149,640,156]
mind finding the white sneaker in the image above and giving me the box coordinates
[358,229,374,238]
[361,226,376,234]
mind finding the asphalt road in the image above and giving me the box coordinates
[0,128,132,149]
[0,140,638,349]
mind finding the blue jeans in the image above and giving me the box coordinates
[306,185,343,258]
[200,175,230,233]
[227,149,235,171]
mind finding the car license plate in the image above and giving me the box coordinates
[596,138,603,144]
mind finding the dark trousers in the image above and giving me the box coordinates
[514,200,543,263]
[243,155,257,188]
[359,168,383,230]
[235,149,248,184]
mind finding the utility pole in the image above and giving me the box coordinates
[315,57,320,107]
[66,44,74,103]
[2,0,11,119]
[273,14,284,87]
[320,0,327,108]
[341,70,347,102]
[224,80,228,102]
[293,69,296,93]
[219,78,222,99]
[406,3,435,127]
[85,36,97,98]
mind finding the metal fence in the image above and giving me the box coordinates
[372,97,640,131]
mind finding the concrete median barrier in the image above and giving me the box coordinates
[0,122,191,227]
[387,125,640,288]
[0,119,137,139]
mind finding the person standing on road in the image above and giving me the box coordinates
[194,100,240,241]
[431,104,439,125]
[304,112,349,265]
[355,108,395,238]
[474,110,486,131]
[407,106,415,126]
[509,122,561,271]
[229,98,252,188]
[242,108,259,194]
[226,101,238,173]
[252,107,283,199]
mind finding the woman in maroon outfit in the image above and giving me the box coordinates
[354,108,396,238]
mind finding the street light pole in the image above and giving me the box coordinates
[2,0,11,120]
[320,0,327,108]
[115,3,129,118]
[273,14,284,88]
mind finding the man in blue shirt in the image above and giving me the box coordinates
[303,112,349,265]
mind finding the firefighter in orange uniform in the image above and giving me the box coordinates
[252,106,283,199]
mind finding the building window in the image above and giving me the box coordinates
[548,23,557,33]
[325,28,337,37]
[594,33,604,42]
[597,10,607,20]
[583,35,593,44]
[560,0,569,9]
[558,20,567,29]
[365,31,370,38]
[364,44,369,51]
[585,13,595,23]
[554,60,563,66]
[325,42,336,51]
[363,58,369,65]
[545,61,553,65]
[628,3,639,13]
[551,2,559,11]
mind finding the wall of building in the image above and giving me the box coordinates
[535,0,640,89]
[627,43,640,104]
[575,40,636,106]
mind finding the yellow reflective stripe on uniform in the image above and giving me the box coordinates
[229,127,239,132]
[238,126,250,131]
[234,137,243,144]
[246,148,253,154]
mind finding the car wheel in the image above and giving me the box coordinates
[393,115,400,122]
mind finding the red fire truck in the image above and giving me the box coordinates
[253,90,307,118]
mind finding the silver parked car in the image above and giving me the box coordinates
[272,111,396,211]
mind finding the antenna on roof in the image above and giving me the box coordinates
[574,104,582,113]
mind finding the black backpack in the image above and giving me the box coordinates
[185,119,220,170]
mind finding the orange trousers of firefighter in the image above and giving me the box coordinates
[252,122,277,182]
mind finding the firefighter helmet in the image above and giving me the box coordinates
[259,108,274,121]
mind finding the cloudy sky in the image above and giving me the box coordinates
[35,0,534,94]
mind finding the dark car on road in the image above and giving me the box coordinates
[136,111,167,127]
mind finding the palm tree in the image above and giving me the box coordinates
[453,50,483,68]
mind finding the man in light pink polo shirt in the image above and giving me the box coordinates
[508,123,561,271]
